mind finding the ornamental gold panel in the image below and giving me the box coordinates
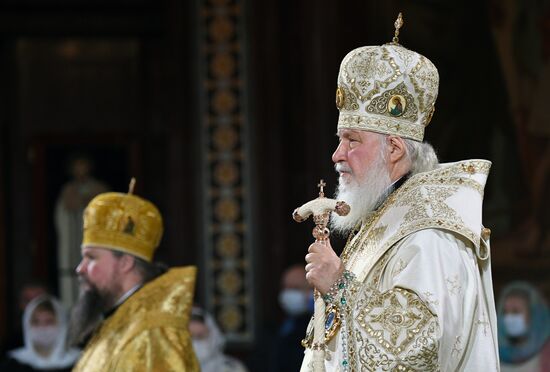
[217,269,243,295]
[213,126,238,150]
[216,233,241,257]
[211,52,236,78]
[214,161,239,185]
[200,0,253,344]
[212,89,237,113]
[214,197,240,222]
[219,305,243,331]
[209,16,235,42]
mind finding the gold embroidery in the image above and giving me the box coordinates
[423,291,439,308]
[356,287,436,356]
[367,82,419,122]
[333,160,492,371]
[336,43,439,142]
[397,185,461,227]
[339,85,359,111]
[338,113,425,142]
[354,285,439,370]
[340,47,398,103]
[424,103,435,126]
[409,56,438,114]
[73,267,198,372]
[341,160,491,278]
[336,87,345,109]
[341,213,379,265]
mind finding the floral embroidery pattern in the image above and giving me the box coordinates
[446,275,462,296]
[357,287,437,356]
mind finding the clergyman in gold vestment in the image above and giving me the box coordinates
[69,184,199,371]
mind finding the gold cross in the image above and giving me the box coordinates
[128,177,136,194]
[317,179,326,198]
[392,12,404,45]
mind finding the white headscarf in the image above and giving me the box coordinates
[191,307,247,372]
[9,294,81,369]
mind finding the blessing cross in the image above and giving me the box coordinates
[292,180,351,372]
[317,179,326,198]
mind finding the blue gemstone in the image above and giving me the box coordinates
[325,312,335,329]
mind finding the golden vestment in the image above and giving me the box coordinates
[73,266,199,372]
[302,160,500,371]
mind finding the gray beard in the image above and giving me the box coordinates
[330,156,392,236]
[68,280,119,347]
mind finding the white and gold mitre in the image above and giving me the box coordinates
[336,13,439,142]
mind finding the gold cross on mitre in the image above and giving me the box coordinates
[392,12,404,45]
[317,179,326,198]
[128,177,136,194]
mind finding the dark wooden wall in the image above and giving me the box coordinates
[0,0,547,363]
[0,0,201,349]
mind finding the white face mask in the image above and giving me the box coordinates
[29,325,60,348]
[192,338,215,363]
[503,314,528,337]
[279,289,308,316]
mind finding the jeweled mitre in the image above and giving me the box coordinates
[336,43,439,142]
[82,192,163,262]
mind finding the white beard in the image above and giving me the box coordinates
[330,156,392,235]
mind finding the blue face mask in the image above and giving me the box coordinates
[503,314,528,337]
[279,289,308,316]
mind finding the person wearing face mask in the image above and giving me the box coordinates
[498,281,550,371]
[267,264,314,372]
[0,295,80,371]
[1,281,49,356]
[189,307,248,372]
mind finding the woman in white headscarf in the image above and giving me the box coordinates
[1,295,80,371]
[498,281,550,371]
[189,307,248,372]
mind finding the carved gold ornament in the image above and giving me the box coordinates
[335,12,439,141]
[336,86,345,109]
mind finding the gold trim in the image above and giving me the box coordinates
[338,112,424,141]
[342,160,491,281]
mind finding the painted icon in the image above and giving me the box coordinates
[388,95,406,117]
[123,216,135,235]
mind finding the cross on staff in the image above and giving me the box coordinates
[317,179,326,198]
[292,181,350,372]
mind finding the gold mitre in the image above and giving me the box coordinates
[81,179,163,262]
[336,13,439,142]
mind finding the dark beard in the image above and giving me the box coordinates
[68,283,110,347]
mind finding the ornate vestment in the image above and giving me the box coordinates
[301,160,500,371]
[73,266,199,372]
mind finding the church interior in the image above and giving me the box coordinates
[0,0,549,370]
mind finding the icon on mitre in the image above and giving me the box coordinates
[388,95,406,117]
